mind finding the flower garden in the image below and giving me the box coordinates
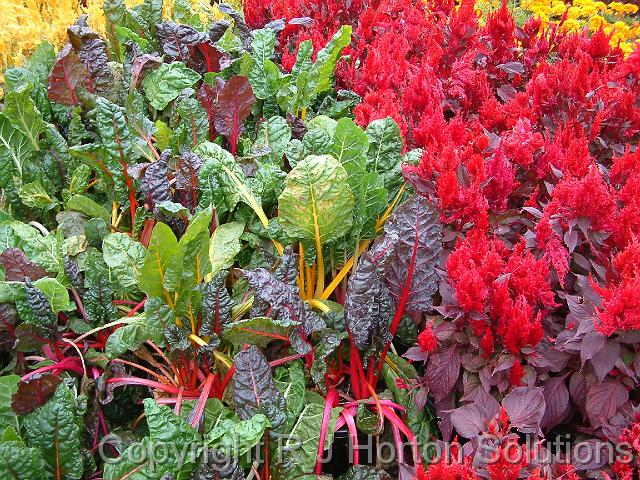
[0,0,639,479]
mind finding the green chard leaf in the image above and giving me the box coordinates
[104,398,201,480]
[142,62,201,110]
[20,383,84,480]
[195,142,268,227]
[137,222,179,301]
[278,154,354,245]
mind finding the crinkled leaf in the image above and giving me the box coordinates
[241,268,325,350]
[67,19,114,98]
[200,270,234,337]
[384,194,442,315]
[21,383,84,480]
[274,361,306,432]
[3,84,46,151]
[279,402,339,477]
[330,118,368,182]
[157,21,206,62]
[232,345,287,430]
[0,375,20,430]
[34,277,75,313]
[0,442,46,480]
[206,413,270,457]
[278,154,354,244]
[17,181,58,210]
[103,233,146,290]
[142,62,201,110]
[195,142,268,226]
[366,117,403,174]
[104,398,201,480]
[345,246,393,352]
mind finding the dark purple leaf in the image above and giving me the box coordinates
[208,20,230,42]
[569,371,593,415]
[47,44,88,105]
[0,248,48,281]
[140,150,172,210]
[14,323,50,351]
[450,404,487,439]
[67,18,113,97]
[240,268,325,354]
[571,440,610,471]
[586,380,628,428]
[157,22,206,62]
[286,112,307,140]
[497,84,517,102]
[502,386,545,434]
[232,345,286,429]
[474,388,500,420]
[345,246,393,352]
[199,270,233,338]
[383,195,442,331]
[214,76,255,155]
[11,374,62,414]
[497,62,525,75]
[272,246,299,287]
[541,375,570,430]
[403,346,430,362]
[591,341,620,382]
[426,346,460,402]
[580,331,606,366]
[435,392,454,441]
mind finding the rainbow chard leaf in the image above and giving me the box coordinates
[240,268,325,353]
[137,222,179,300]
[20,383,84,480]
[213,76,255,155]
[104,399,201,480]
[232,345,287,430]
[156,21,206,62]
[345,244,394,352]
[0,248,48,281]
[11,374,61,415]
[195,142,268,227]
[142,62,201,110]
[278,155,354,245]
[382,194,442,332]
[0,442,47,480]
[47,44,88,106]
[188,41,227,74]
[200,270,234,337]
[67,17,114,98]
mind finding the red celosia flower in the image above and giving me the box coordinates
[418,324,438,353]
[416,459,479,480]
[509,359,525,386]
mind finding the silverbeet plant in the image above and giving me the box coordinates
[0,1,439,479]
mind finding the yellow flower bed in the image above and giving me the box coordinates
[0,0,240,73]
[521,0,640,54]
